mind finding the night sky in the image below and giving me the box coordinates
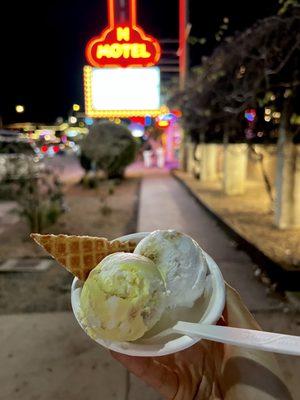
[1,0,278,124]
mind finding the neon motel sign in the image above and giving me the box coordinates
[85,0,161,68]
[84,0,163,118]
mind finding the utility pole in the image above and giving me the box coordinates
[179,0,190,90]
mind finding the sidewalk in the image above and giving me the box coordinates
[1,170,299,399]
[138,173,280,310]
[138,172,300,398]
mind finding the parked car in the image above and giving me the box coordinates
[0,137,44,182]
[36,141,80,157]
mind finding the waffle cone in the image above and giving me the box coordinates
[31,234,136,281]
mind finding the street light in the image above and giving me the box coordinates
[69,116,77,124]
[16,105,25,113]
[73,104,80,112]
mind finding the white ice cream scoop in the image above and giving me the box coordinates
[134,230,207,308]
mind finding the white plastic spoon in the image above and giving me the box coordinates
[141,321,300,356]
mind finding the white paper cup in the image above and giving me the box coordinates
[71,232,225,357]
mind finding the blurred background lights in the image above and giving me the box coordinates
[155,111,179,128]
[157,120,169,128]
[145,116,152,126]
[66,130,78,138]
[172,109,182,118]
[129,123,144,138]
[84,117,94,126]
[272,112,281,119]
[132,129,144,137]
[239,65,246,74]
[16,105,25,113]
[244,109,256,122]
[69,116,77,124]
[265,108,271,115]
[72,104,80,112]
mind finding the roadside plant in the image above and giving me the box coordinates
[99,180,116,216]
[80,122,137,179]
[13,165,65,233]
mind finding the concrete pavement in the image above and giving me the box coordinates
[138,173,300,398]
[138,173,280,311]
[1,311,162,400]
[0,313,127,400]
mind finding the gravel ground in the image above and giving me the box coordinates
[0,177,140,314]
[175,171,300,272]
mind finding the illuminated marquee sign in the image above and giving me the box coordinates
[85,0,161,68]
[84,66,162,118]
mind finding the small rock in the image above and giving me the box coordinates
[271,283,278,291]
[265,287,271,295]
[254,268,261,277]
[261,276,271,285]
[283,307,290,314]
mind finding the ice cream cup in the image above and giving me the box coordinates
[71,232,225,357]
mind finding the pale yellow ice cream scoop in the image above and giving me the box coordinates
[80,252,166,342]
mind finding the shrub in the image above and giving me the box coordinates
[13,166,65,233]
[80,122,137,178]
[0,155,43,200]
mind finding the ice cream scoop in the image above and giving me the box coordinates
[80,252,166,342]
[134,230,207,308]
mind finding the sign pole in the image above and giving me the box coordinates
[113,0,136,25]
[179,0,189,90]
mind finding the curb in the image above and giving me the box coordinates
[124,176,141,235]
[172,170,300,291]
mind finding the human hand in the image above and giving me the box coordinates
[112,285,293,400]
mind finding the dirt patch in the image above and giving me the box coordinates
[0,264,72,314]
[0,178,140,260]
[175,171,300,272]
[0,177,140,314]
